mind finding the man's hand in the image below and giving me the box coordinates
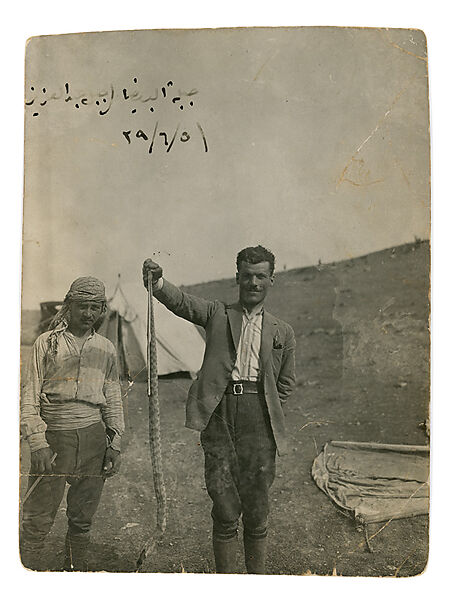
[30,447,54,475]
[102,447,121,478]
[142,258,163,289]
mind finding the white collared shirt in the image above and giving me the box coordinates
[231,304,264,382]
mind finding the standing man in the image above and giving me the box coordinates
[143,246,296,574]
[20,276,125,571]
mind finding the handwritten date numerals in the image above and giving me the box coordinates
[122,123,207,156]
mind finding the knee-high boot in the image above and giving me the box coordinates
[213,536,238,574]
[244,534,267,574]
[63,531,90,571]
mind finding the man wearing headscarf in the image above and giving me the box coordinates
[20,276,125,571]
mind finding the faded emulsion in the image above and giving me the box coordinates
[20,27,430,575]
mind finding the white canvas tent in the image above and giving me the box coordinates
[97,280,205,380]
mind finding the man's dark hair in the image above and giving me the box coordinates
[236,245,276,275]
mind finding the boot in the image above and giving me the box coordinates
[63,531,90,571]
[244,535,267,574]
[213,536,238,574]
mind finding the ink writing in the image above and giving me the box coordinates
[122,122,208,154]
[25,77,209,155]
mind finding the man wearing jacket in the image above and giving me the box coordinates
[142,245,296,574]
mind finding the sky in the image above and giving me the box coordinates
[22,27,430,308]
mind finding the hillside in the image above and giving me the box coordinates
[184,240,430,424]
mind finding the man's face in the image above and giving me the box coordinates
[69,301,104,333]
[236,261,274,309]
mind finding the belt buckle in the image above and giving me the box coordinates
[233,383,244,395]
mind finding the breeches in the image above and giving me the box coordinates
[21,422,107,549]
[200,392,276,541]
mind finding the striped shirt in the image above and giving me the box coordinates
[231,305,264,382]
[21,329,124,452]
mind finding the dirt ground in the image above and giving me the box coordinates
[19,240,430,576]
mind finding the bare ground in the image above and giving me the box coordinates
[19,240,430,576]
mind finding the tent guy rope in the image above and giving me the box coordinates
[136,277,167,570]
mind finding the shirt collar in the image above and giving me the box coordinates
[64,327,96,340]
[241,302,265,318]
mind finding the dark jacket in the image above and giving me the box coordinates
[154,279,296,455]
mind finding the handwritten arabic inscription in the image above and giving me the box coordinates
[25,78,209,156]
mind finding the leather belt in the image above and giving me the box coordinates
[225,381,262,395]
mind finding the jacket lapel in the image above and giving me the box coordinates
[227,304,243,350]
[260,311,278,369]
